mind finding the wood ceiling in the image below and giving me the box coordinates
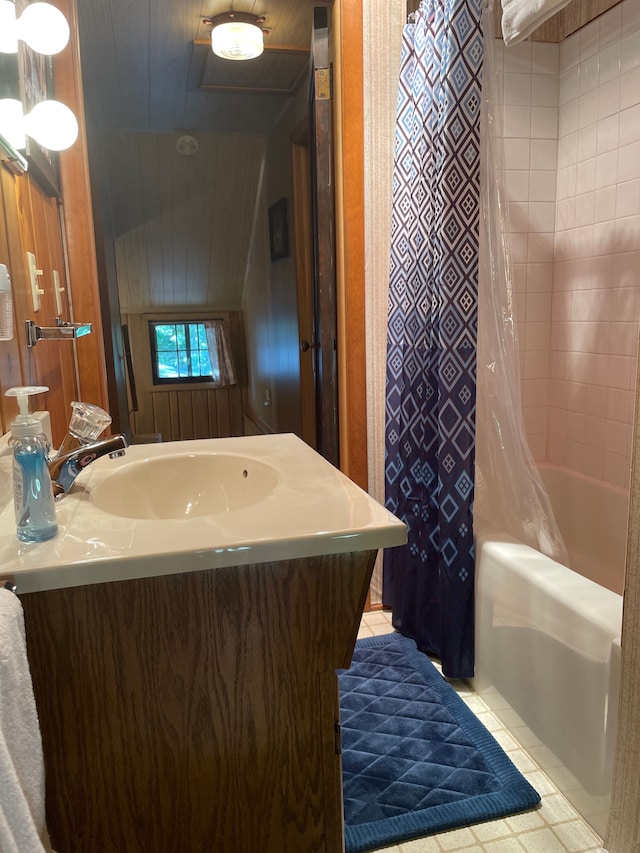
[74,0,621,253]
[77,0,313,136]
[77,0,624,138]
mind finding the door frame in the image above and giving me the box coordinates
[333,0,367,491]
[291,123,317,449]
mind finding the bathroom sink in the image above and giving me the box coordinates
[89,453,280,519]
[0,434,407,593]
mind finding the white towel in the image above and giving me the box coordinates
[501,0,572,46]
[0,588,56,853]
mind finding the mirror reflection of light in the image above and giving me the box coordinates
[24,100,78,150]
[0,1,77,152]
[0,0,70,55]
[0,99,79,152]
[16,2,70,54]
[210,21,263,61]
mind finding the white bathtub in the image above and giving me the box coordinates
[473,464,626,837]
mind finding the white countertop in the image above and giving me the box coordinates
[0,433,406,594]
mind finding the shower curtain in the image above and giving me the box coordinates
[383,0,484,679]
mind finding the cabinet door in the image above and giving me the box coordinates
[319,670,346,853]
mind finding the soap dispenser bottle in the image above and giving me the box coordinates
[5,386,58,543]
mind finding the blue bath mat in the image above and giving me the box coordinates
[339,633,540,853]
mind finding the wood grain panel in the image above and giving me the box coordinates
[229,381,245,436]
[335,0,368,492]
[0,172,25,432]
[178,391,194,439]
[32,187,78,440]
[112,134,267,313]
[151,391,172,440]
[124,311,245,441]
[191,389,210,438]
[53,0,110,413]
[291,132,317,449]
[78,0,312,135]
[76,0,120,133]
[216,389,232,436]
[554,0,622,39]
[319,669,346,853]
[0,165,80,444]
[311,8,340,468]
[23,551,376,852]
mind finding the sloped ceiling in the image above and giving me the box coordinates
[77,0,616,311]
[112,133,268,313]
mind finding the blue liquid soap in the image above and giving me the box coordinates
[13,438,58,542]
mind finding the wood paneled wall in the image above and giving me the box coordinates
[0,169,28,435]
[0,0,110,445]
[54,0,109,414]
[334,0,368,491]
[106,132,267,312]
[0,168,78,444]
[123,311,246,442]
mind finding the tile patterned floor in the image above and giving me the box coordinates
[356,611,609,853]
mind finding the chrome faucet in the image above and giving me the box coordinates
[48,434,128,499]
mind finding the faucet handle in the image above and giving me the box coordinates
[49,433,128,498]
[57,401,113,457]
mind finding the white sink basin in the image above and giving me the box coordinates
[0,434,407,594]
[89,453,280,519]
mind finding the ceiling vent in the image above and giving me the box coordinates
[176,134,199,156]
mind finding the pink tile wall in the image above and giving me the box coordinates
[494,38,560,461]
[495,0,640,489]
[551,1,640,488]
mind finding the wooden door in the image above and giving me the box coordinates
[291,126,317,449]
[310,5,339,468]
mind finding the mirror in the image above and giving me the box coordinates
[77,0,315,444]
[0,131,26,173]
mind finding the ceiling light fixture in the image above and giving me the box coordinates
[205,12,265,61]
[0,97,78,151]
[0,0,70,55]
[0,0,77,153]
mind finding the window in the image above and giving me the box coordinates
[150,321,213,384]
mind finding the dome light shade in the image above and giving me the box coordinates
[24,100,78,150]
[209,12,264,61]
[17,2,70,55]
[0,0,70,55]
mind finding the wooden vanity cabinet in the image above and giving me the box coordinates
[22,550,375,853]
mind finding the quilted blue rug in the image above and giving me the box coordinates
[339,633,540,853]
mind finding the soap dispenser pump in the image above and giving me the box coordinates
[5,385,58,543]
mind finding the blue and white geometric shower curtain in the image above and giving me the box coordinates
[383,0,484,679]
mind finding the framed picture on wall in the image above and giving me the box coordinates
[268,197,289,261]
[16,0,60,196]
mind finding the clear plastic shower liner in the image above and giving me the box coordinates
[474,0,568,564]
